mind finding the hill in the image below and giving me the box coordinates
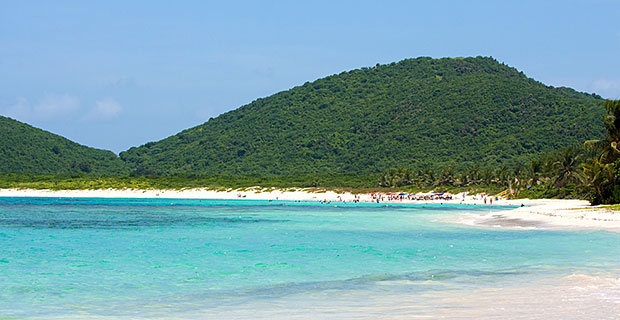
[0,116,127,175]
[120,57,605,177]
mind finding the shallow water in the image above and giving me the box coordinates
[1,198,619,319]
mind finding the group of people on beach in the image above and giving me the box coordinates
[264,192,500,204]
[372,193,454,203]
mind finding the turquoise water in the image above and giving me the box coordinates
[1,197,620,319]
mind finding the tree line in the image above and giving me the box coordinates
[379,100,620,205]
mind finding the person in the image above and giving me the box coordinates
[483,197,487,204]
[489,197,493,205]
[521,203,525,207]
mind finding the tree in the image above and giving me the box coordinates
[585,99,620,164]
[549,147,584,188]
[583,100,620,204]
[582,159,616,204]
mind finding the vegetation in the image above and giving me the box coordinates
[376,99,620,205]
[0,116,128,175]
[377,145,595,199]
[582,100,620,204]
[0,173,376,191]
[120,57,605,176]
[1,58,618,206]
[597,204,620,210]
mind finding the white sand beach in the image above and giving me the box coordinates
[1,188,620,232]
[453,199,620,233]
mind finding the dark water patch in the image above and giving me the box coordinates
[179,267,537,308]
[0,216,288,229]
[66,267,539,315]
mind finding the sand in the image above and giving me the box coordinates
[1,188,619,232]
[450,198,620,233]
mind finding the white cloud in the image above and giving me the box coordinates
[593,79,620,90]
[2,93,80,121]
[3,97,31,120]
[592,79,620,99]
[83,97,122,121]
[1,94,125,123]
[37,93,80,117]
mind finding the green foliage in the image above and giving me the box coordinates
[378,144,596,200]
[0,116,128,175]
[0,58,611,199]
[585,99,620,163]
[0,173,377,191]
[375,100,620,204]
[582,100,620,205]
[597,203,620,210]
[120,57,605,177]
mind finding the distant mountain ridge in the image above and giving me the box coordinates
[119,56,605,176]
[1,57,606,177]
[0,116,127,175]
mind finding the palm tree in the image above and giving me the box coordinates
[582,99,620,204]
[511,165,527,195]
[438,167,455,186]
[582,159,616,204]
[585,99,620,164]
[495,166,511,188]
[549,147,584,188]
[480,168,494,185]
[423,168,437,186]
[457,171,470,187]
[527,159,543,186]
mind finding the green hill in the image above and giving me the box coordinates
[0,116,127,175]
[120,56,605,177]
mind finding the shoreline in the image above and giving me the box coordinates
[450,199,620,233]
[1,188,620,232]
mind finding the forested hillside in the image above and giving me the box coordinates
[0,116,127,175]
[120,57,605,176]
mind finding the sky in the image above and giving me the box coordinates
[1,0,619,153]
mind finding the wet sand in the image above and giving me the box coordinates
[455,199,620,233]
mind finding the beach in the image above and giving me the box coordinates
[1,188,620,232]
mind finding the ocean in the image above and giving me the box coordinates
[1,197,619,319]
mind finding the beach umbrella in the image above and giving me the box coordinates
[398,192,408,195]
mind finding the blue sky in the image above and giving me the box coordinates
[1,0,619,153]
